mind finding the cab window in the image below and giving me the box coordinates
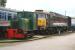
[38,13,45,18]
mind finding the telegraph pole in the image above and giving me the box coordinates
[65,10,66,16]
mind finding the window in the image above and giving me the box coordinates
[36,14,38,18]
[8,13,12,20]
[0,15,1,18]
[0,12,2,19]
[4,12,7,20]
[38,13,45,18]
[13,14,17,20]
[0,11,6,20]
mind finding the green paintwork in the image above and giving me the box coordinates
[17,11,37,31]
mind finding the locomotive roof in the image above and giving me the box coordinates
[34,11,50,15]
[71,17,75,19]
[50,12,68,18]
[0,7,19,12]
[17,11,34,13]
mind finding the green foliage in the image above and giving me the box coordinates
[0,0,7,7]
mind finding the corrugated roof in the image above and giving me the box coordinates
[0,7,20,12]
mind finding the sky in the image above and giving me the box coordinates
[6,0,75,17]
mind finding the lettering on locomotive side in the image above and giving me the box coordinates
[0,21,10,26]
[53,23,67,26]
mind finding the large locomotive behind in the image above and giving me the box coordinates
[33,10,71,35]
[46,12,71,34]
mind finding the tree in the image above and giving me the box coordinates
[0,0,7,7]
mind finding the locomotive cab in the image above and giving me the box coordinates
[37,18,46,30]
[35,10,47,30]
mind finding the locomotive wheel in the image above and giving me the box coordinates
[27,31,34,38]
